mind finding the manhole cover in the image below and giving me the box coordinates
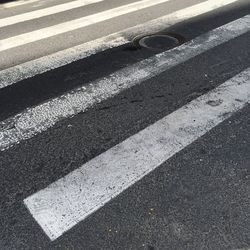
[133,33,185,51]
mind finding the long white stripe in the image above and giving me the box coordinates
[0,0,241,89]
[0,0,172,52]
[24,67,250,240]
[0,0,103,28]
[0,15,249,152]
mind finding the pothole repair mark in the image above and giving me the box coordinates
[133,33,186,51]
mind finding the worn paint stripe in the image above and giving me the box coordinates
[0,0,240,88]
[0,15,249,152]
[24,67,250,240]
[0,0,104,28]
[0,0,173,52]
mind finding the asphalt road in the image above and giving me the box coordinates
[0,0,250,249]
[0,0,206,69]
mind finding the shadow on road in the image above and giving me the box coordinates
[0,0,249,122]
[0,0,17,3]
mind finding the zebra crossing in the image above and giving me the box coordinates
[0,0,240,85]
[24,67,250,241]
[0,15,250,152]
[0,0,249,248]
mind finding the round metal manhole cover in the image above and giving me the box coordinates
[133,33,185,51]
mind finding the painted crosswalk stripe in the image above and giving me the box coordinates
[24,66,250,240]
[0,0,104,28]
[0,0,240,88]
[0,15,249,152]
[0,0,173,52]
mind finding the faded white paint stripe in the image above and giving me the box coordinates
[0,0,103,28]
[0,0,172,52]
[24,67,250,240]
[0,15,249,152]
[0,0,241,89]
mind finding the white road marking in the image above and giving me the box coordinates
[0,0,173,52]
[0,0,103,28]
[0,0,40,9]
[0,15,249,152]
[24,67,250,241]
[0,0,241,89]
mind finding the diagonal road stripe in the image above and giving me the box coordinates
[0,0,173,52]
[0,0,104,28]
[0,0,241,89]
[0,15,249,152]
[24,67,250,241]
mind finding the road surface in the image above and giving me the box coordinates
[0,0,249,249]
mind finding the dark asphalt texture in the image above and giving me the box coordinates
[0,0,249,121]
[0,3,249,250]
[52,101,250,250]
